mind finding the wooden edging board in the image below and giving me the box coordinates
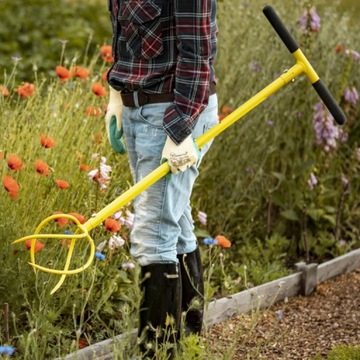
[56,248,360,360]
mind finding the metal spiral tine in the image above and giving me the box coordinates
[12,214,96,294]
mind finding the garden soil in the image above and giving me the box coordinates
[205,268,360,359]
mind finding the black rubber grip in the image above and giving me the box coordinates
[263,5,299,54]
[312,80,346,125]
[263,5,346,125]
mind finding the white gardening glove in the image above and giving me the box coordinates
[105,86,126,154]
[161,135,200,174]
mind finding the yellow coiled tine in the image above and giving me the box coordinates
[12,214,95,294]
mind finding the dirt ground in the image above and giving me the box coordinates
[205,268,360,359]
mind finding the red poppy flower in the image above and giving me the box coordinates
[215,235,231,248]
[218,113,226,122]
[25,239,45,253]
[69,212,87,224]
[55,66,70,82]
[105,218,121,232]
[219,105,233,122]
[92,82,108,97]
[7,154,23,171]
[70,66,90,79]
[93,132,103,145]
[335,43,344,53]
[79,163,90,172]
[55,179,70,189]
[101,45,114,63]
[3,175,20,198]
[102,70,109,82]
[0,85,9,96]
[40,134,56,148]
[35,159,51,176]
[78,337,88,349]
[17,82,35,98]
[53,211,69,227]
[85,106,102,116]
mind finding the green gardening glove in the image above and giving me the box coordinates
[105,86,126,154]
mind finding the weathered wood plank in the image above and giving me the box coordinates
[317,248,360,283]
[55,330,137,360]
[56,248,360,359]
[204,272,302,328]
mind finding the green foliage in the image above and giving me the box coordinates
[311,345,360,360]
[0,0,111,80]
[195,0,360,264]
[0,57,137,358]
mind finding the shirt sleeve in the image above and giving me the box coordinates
[163,0,212,145]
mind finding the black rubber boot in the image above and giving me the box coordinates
[177,247,204,335]
[138,263,182,359]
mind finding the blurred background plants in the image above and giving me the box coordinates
[0,0,359,358]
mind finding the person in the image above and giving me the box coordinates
[105,0,218,356]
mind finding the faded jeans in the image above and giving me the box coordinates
[121,94,218,266]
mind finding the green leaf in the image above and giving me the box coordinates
[194,227,211,238]
[322,214,336,226]
[295,159,316,176]
[306,208,325,221]
[280,209,300,221]
[272,172,286,182]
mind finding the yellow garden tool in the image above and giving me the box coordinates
[13,6,346,294]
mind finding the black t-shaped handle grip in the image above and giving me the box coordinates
[263,5,346,125]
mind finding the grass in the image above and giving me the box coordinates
[311,345,360,360]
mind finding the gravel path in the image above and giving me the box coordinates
[205,268,360,359]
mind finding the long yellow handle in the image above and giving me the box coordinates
[81,62,306,235]
[13,58,316,294]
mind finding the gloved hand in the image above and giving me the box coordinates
[161,135,200,174]
[105,86,126,154]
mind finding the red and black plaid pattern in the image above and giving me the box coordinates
[120,0,163,59]
[108,0,218,145]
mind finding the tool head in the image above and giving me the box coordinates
[12,214,95,294]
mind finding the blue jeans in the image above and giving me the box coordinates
[122,94,218,266]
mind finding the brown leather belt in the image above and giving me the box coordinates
[121,82,216,108]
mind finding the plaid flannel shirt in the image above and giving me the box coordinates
[108,0,218,145]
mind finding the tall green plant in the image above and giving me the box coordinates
[195,0,360,263]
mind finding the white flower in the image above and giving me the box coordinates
[122,261,135,270]
[108,235,125,249]
[197,211,207,226]
[119,209,134,229]
[96,240,107,252]
[88,169,99,181]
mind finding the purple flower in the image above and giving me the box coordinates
[299,7,321,32]
[308,172,318,190]
[343,86,359,105]
[313,102,345,152]
[249,60,262,73]
[345,49,360,62]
